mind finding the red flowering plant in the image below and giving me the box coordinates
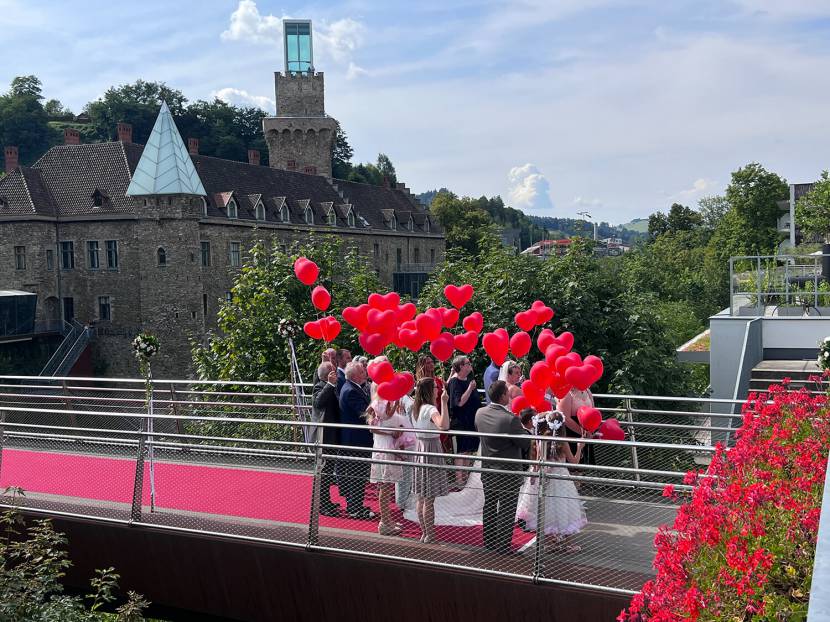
[619,374,830,621]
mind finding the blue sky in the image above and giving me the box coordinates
[5,0,830,224]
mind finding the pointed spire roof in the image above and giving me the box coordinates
[126,101,206,196]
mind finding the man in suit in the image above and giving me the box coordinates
[337,361,375,519]
[335,348,352,395]
[312,362,342,517]
[475,380,531,554]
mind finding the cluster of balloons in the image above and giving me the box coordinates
[295,257,341,342]
[292,256,624,438]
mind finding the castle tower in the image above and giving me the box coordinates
[263,19,337,178]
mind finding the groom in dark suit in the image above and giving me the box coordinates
[475,380,531,554]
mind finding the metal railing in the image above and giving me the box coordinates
[0,376,738,595]
[39,321,92,377]
[730,253,830,317]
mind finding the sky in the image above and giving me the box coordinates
[4,0,830,225]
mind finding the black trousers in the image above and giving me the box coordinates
[336,450,370,512]
[320,457,338,506]
[481,469,522,552]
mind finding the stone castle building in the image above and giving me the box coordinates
[0,20,444,377]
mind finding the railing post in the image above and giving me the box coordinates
[532,440,548,582]
[729,257,734,314]
[0,408,5,483]
[756,257,762,313]
[61,380,78,428]
[168,384,187,452]
[130,420,147,522]
[307,428,324,548]
[624,398,641,482]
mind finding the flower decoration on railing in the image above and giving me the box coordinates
[132,332,159,380]
[276,318,300,340]
[618,379,830,621]
[818,336,830,371]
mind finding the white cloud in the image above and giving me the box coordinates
[507,164,553,213]
[668,178,719,204]
[732,0,830,19]
[220,0,282,44]
[211,87,275,113]
[220,1,366,77]
[572,196,603,209]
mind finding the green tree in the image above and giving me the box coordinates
[331,120,354,179]
[429,191,498,255]
[795,170,830,242]
[193,237,381,385]
[649,203,703,239]
[84,79,188,143]
[697,195,729,231]
[0,76,56,165]
[44,98,73,119]
[723,162,788,255]
[376,153,397,186]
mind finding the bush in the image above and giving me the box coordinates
[619,379,830,621]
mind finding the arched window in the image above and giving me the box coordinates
[227,198,238,219]
[305,206,314,225]
[347,210,356,228]
[157,247,167,266]
[327,210,337,226]
[255,201,265,221]
[280,204,290,222]
[201,197,208,217]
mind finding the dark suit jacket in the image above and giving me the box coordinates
[475,402,531,470]
[312,380,340,445]
[336,368,346,395]
[338,379,372,448]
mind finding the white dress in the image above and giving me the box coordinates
[516,441,587,536]
[369,412,408,484]
[404,459,486,526]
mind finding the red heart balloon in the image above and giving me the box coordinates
[303,320,322,340]
[395,302,417,324]
[551,331,575,352]
[444,284,474,309]
[521,379,544,406]
[482,330,509,366]
[515,310,537,332]
[368,292,401,311]
[441,307,460,328]
[430,332,455,362]
[549,374,572,399]
[584,355,604,384]
[415,312,442,341]
[537,328,555,353]
[509,331,531,358]
[529,361,551,386]
[366,309,397,335]
[367,359,394,383]
[342,304,370,332]
[555,352,583,376]
[398,328,425,352]
[293,257,319,285]
[545,344,568,366]
[598,417,626,441]
[576,406,602,433]
[320,316,341,342]
[311,285,331,311]
[511,395,530,415]
[531,300,555,325]
[564,364,596,391]
[400,320,416,330]
[454,331,479,354]
[359,332,386,356]
[462,312,484,333]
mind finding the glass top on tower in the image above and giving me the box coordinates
[284,20,313,74]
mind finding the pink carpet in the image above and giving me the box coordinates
[1,448,533,547]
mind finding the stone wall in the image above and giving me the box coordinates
[262,120,337,178]
[274,72,326,116]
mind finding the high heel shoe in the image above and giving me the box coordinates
[378,522,402,536]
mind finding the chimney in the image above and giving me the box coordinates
[116,122,132,143]
[4,146,18,173]
[248,149,260,166]
[64,128,80,145]
[188,137,199,156]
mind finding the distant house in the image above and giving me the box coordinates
[778,182,815,250]
[521,239,572,258]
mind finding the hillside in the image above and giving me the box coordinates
[619,218,649,233]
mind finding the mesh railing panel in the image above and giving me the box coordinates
[0,376,733,594]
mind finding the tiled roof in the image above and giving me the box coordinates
[4,141,440,235]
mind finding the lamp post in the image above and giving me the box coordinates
[577,211,598,241]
